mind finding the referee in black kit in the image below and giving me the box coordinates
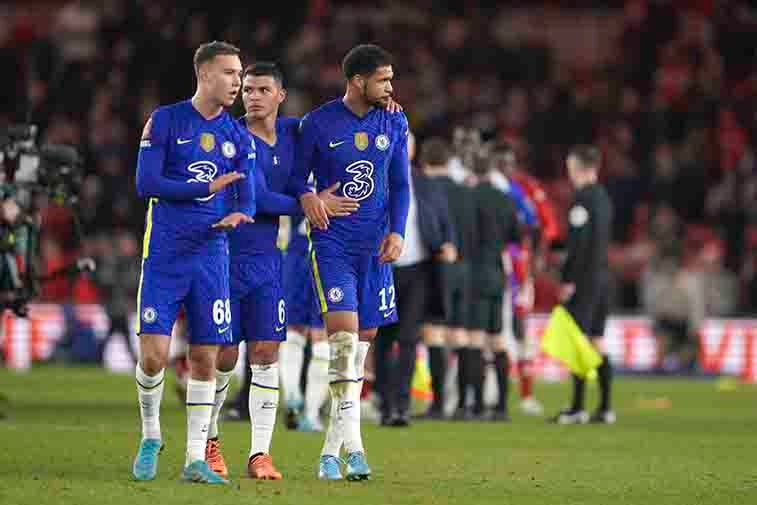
[551,145,616,425]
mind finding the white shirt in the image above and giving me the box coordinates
[395,171,429,267]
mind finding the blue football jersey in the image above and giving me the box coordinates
[136,100,255,258]
[294,99,410,253]
[228,117,299,256]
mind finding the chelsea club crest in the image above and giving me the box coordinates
[222,141,236,158]
[375,134,390,151]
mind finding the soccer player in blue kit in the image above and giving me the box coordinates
[293,44,411,481]
[132,41,255,484]
[280,213,329,433]
[205,63,360,480]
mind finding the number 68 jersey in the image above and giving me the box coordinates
[295,99,409,253]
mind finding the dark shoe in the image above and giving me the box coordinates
[548,408,589,425]
[453,407,474,421]
[416,407,445,420]
[380,414,394,426]
[489,410,512,423]
[390,413,410,427]
[589,409,616,424]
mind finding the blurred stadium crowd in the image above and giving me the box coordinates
[1,0,756,369]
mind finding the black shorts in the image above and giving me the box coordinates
[441,261,473,329]
[564,274,610,337]
[470,294,504,335]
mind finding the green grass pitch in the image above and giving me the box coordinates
[1,366,755,505]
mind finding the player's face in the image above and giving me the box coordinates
[203,54,243,107]
[566,154,582,185]
[495,151,517,176]
[360,65,394,107]
[242,75,286,120]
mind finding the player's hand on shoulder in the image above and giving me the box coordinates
[379,232,404,263]
[212,211,254,229]
[385,97,403,113]
[300,192,330,230]
[318,182,360,218]
[209,171,245,194]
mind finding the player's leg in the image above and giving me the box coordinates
[386,262,430,427]
[200,259,254,478]
[589,280,615,424]
[247,339,284,479]
[203,340,239,478]
[300,325,329,432]
[467,296,489,420]
[488,294,511,422]
[374,316,398,425]
[280,249,311,426]
[335,254,403,478]
[549,292,593,425]
[132,258,186,481]
[244,265,287,480]
[133,333,171,481]
[318,310,363,479]
[171,311,190,402]
[180,259,231,484]
[423,261,458,419]
[280,324,307,429]
[449,262,476,420]
[513,312,544,416]
[422,323,447,419]
[310,249,359,480]
[446,325,468,419]
[504,284,544,416]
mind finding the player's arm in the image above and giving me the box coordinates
[379,117,411,263]
[504,196,522,246]
[213,138,256,229]
[136,110,242,200]
[255,164,301,215]
[437,197,458,263]
[234,139,256,218]
[291,114,331,229]
[388,120,411,238]
[290,114,317,198]
[509,181,540,232]
[532,181,561,244]
[560,196,594,289]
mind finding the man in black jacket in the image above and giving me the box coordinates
[374,136,457,426]
[465,152,522,421]
[551,145,616,425]
[421,143,479,420]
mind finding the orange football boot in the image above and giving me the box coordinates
[205,438,229,478]
[248,453,282,480]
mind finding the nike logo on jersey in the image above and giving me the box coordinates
[383,309,396,319]
[329,140,346,148]
[275,325,285,332]
[177,138,192,144]
[218,326,230,334]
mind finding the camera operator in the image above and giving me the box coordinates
[0,123,86,317]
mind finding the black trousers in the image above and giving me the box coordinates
[375,260,433,418]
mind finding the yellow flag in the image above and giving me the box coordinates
[541,305,602,380]
[411,355,434,401]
